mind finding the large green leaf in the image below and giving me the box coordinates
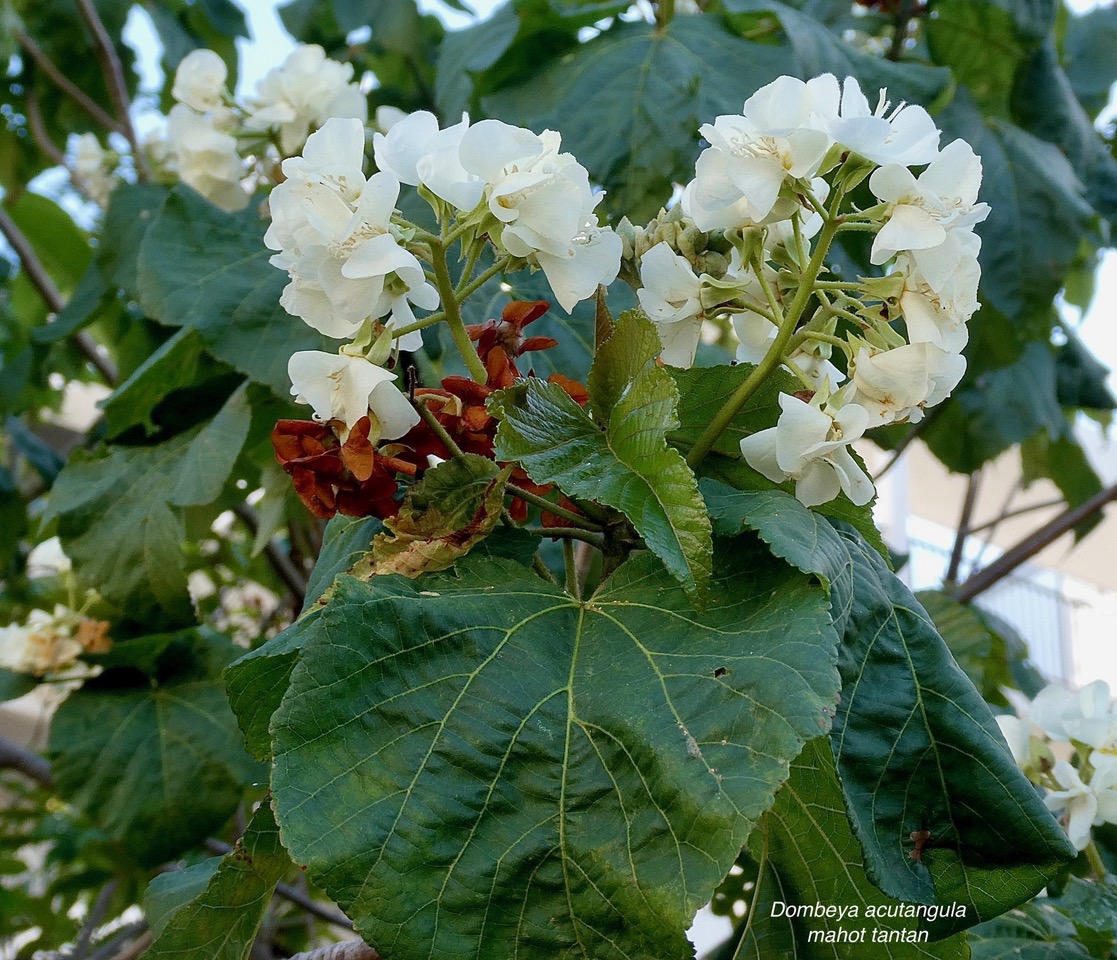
[270,545,840,960]
[48,629,257,866]
[742,738,968,959]
[484,16,790,221]
[136,186,330,394]
[44,388,250,622]
[700,482,854,636]
[492,312,712,597]
[147,804,290,960]
[225,514,383,761]
[831,528,1076,932]
[915,590,1041,709]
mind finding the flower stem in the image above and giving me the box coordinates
[413,395,466,460]
[505,482,604,532]
[685,198,843,469]
[527,527,606,548]
[429,238,488,383]
[456,256,513,303]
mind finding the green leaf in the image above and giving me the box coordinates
[99,329,212,438]
[831,527,1076,933]
[939,98,1094,318]
[924,341,1064,473]
[48,629,258,866]
[1063,6,1117,119]
[744,738,969,958]
[1055,328,1116,411]
[1011,39,1117,223]
[147,804,290,960]
[926,0,1027,115]
[724,0,951,108]
[700,482,854,634]
[1048,876,1117,956]
[44,389,251,621]
[365,455,510,579]
[0,668,37,703]
[915,590,1042,709]
[668,362,796,460]
[492,312,712,598]
[484,16,790,221]
[225,514,384,761]
[270,546,840,960]
[968,900,1090,959]
[136,186,331,395]
[5,192,90,294]
[146,859,221,939]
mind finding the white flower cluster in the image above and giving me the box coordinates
[267,110,623,434]
[998,681,1117,851]
[0,605,86,677]
[373,111,622,310]
[0,538,107,678]
[69,133,117,207]
[154,45,367,212]
[634,74,987,508]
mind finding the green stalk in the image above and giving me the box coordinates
[686,206,842,469]
[429,238,488,383]
[563,538,581,599]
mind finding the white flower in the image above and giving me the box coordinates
[246,44,367,155]
[459,120,599,259]
[898,255,979,354]
[165,104,248,212]
[26,537,71,578]
[288,351,420,436]
[1044,755,1117,850]
[171,49,227,113]
[373,110,483,212]
[266,125,438,342]
[869,140,989,264]
[824,76,940,166]
[1031,680,1117,750]
[842,342,965,426]
[682,75,835,230]
[637,242,704,365]
[534,220,622,314]
[740,394,874,507]
[279,116,367,203]
[69,133,114,207]
[0,606,84,677]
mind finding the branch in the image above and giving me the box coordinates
[955,481,1117,603]
[73,880,120,960]
[25,86,69,169]
[944,470,981,585]
[0,734,54,789]
[15,29,124,134]
[0,203,119,385]
[75,0,149,179]
[287,940,381,960]
[233,504,309,608]
[86,922,148,960]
